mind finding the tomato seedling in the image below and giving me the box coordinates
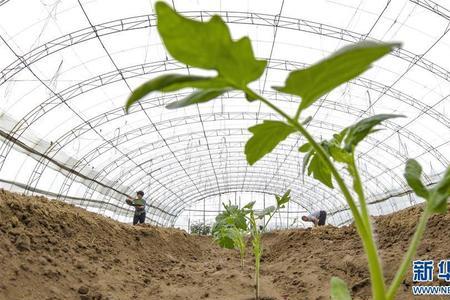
[211,191,291,299]
[126,3,450,299]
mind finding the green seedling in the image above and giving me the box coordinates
[126,2,450,299]
[246,190,291,300]
[190,222,211,235]
[211,191,291,299]
[212,202,249,268]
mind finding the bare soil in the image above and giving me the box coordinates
[0,189,448,300]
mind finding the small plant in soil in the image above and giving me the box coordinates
[190,222,211,235]
[247,191,291,299]
[212,201,249,269]
[211,191,291,299]
[126,2,450,299]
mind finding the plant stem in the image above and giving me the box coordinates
[350,154,386,299]
[252,224,261,300]
[255,248,260,300]
[294,105,302,120]
[248,212,261,300]
[386,207,431,300]
[240,239,245,269]
[246,88,386,299]
[350,154,371,229]
[293,118,386,300]
[245,88,366,231]
[264,211,276,228]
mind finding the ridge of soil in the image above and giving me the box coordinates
[0,189,448,300]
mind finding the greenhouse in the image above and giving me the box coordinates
[0,0,449,299]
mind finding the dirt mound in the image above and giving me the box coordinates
[0,189,448,300]
[262,206,450,300]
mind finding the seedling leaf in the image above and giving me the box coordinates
[343,114,404,151]
[125,74,229,111]
[404,159,429,200]
[166,89,230,109]
[302,149,314,175]
[276,190,291,208]
[428,165,450,213]
[155,2,266,88]
[256,206,276,219]
[213,226,236,249]
[330,277,352,300]
[274,42,400,114]
[309,154,333,188]
[299,142,312,153]
[329,146,352,164]
[300,141,334,188]
[245,120,296,165]
[215,202,248,231]
[243,201,256,210]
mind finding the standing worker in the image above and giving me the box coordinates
[302,210,327,227]
[126,190,146,225]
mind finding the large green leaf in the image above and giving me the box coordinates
[330,277,352,300]
[299,142,312,153]
[307,153,333,189]
[166,88,230,109]
[245,120,296,165]
[343,114,404,151]
[327,128,351,163]
[302,149,314,175]
[273,42,399,114]
[218,202,249,231]
[300,141,334,188]
[213,226,237,249]
[155,2,266,88]
[329,146,352,164]
[428,165,450,213]
[125,74,229,111]
[404,159,430,200]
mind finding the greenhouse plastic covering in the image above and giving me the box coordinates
[0,0,449,229]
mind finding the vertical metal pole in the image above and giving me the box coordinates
[203,198,206,225]
[287,201,289,229]
[263,193,266,228]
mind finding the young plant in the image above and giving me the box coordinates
[212,202,249,268]
[126,2,450,299]
[211,192,291,300]
[190,222,211,235]
[246,190,291,300]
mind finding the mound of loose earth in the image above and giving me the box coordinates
[0,189,448,300]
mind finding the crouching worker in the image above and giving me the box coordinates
[126,190,146,225]
[302,210,327,227]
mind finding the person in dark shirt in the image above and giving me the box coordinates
[302,210,327,227]
[126,190,146,225]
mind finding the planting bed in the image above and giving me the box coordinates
[0,189,448,300]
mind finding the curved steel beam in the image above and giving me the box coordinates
[28,95,432,194]
[119,143,397,216]
[19,85,443,195]
[410,0,450,20]
[169,187,352,227]
[1,11,449,87]
[1,58,447,178]
[21,95,432,223]
[70,126,401,218]
[39,108,406,193]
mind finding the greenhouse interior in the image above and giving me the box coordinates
[0,0,449,299]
